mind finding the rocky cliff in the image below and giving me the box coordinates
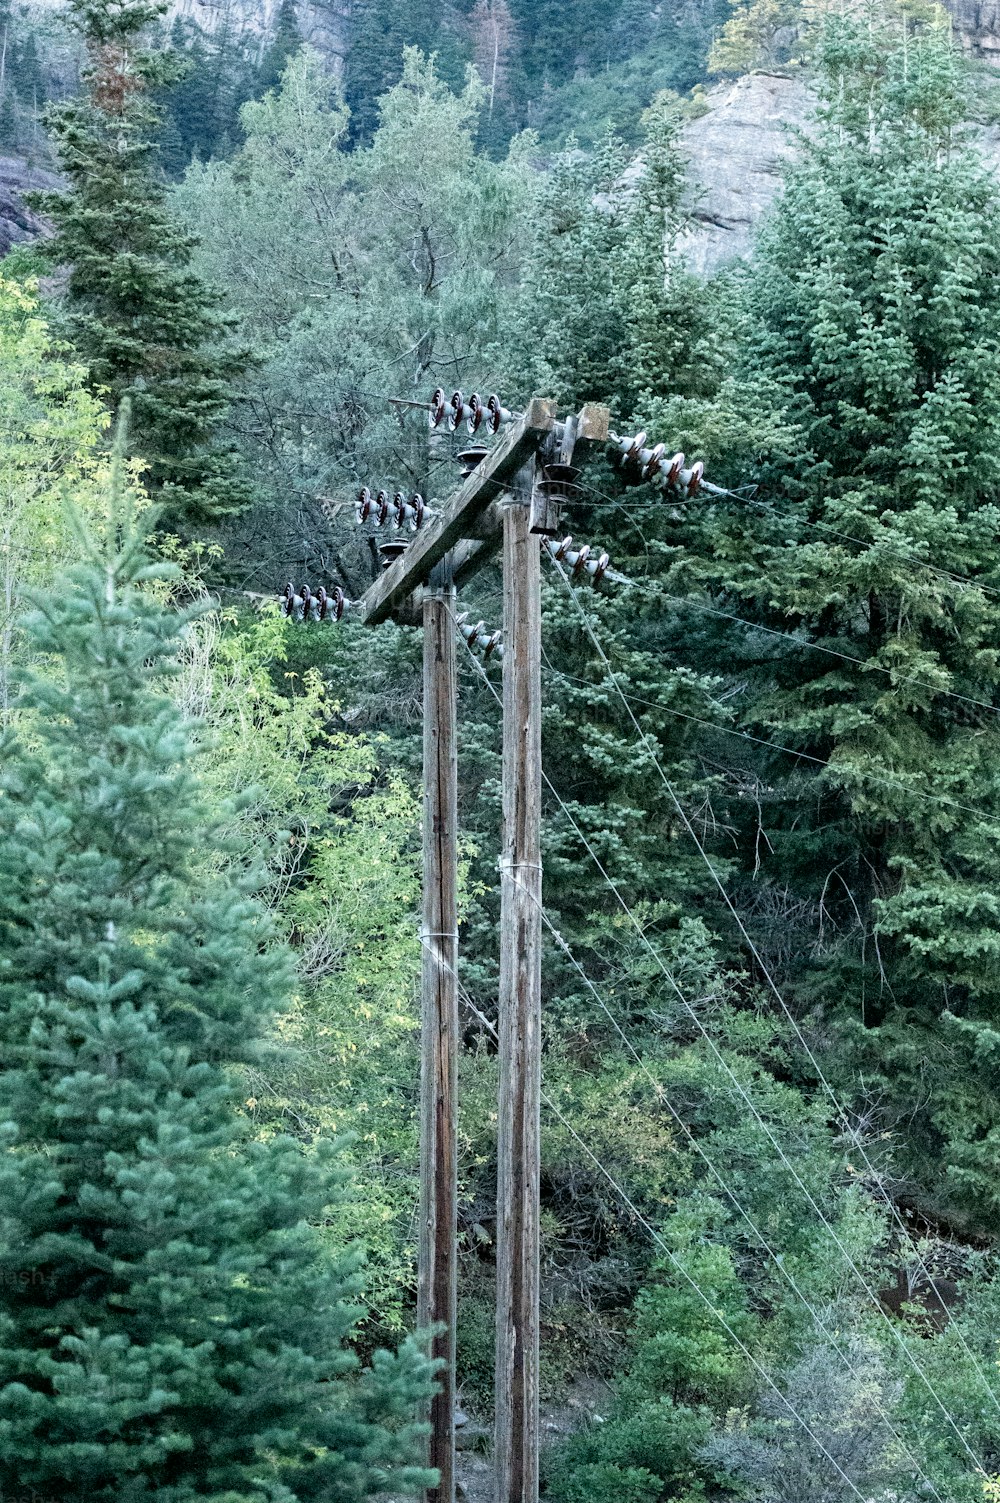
[678,73,809,276]
[0,157,59,258]
[30,0,349,70]
[949,0,1000,58]
[678,70,1000,276]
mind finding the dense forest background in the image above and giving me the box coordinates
[3,0,1000,1498]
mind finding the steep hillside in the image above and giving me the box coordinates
[679,69,1000,274]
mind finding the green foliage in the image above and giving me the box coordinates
[33,0,250,521]
[174,606,425,1335]
[343,0,471,144]
[0,0,52,154]
[156,13,262,174]
[528,8,726,149]
[688,8,1000,1228]
[0,498,435,1496]
[16,6,993,1498]
[174,47,529,581]
[339,0,722,151]
[156,0,306,175]
[544,1204,754,1501]
[709,0,805,76]
[704,1336,910,1502]
[508,94,722,420]
[546,1459,664,1503]
[257,0,304,96]
[0,274,108,717]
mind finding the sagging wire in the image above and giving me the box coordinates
[417,924,881,1503]
[648,584,1000,723]
[538,637,993,827]
[449,634,949,1502]
[546,553,1000,1443]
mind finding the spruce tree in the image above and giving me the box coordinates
[256,0,303,96]
[697,11,1000,1226]
[33,0,250,522]
[0,487,435,1497]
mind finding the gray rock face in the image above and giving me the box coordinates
[161,0,346,68]
[0,156,60,257]
[31,0,349,71]
[676,70,1000,278]
[948,0,1000,58]
[677,72,811,277]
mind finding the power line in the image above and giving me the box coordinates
[455,617,990,1460]
[545,557,1000,1443]
[418,930,891,1503]
[521,894,947,1498]
[742,495,1000,607]
[533,900,947,1500]
[539,645,996,827]
[647,585,1000,722]
[571,471,1000,611]
[541,1105,875,1503]
[549,474,1000,726]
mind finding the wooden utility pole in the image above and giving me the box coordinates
[495,460,544,1503]
[419,558,460,1503]
[342,394,608,1503]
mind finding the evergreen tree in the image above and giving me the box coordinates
[342,0,470,143]
[694,10,1000,1227]
[257,0,303,95]
[158,14,262,174]
[13,30,44,108]
[0,485,435,1496]
[511,96,720,416]
[33,0,251,522]
[0,87,15,149]
[479,98,729,1040]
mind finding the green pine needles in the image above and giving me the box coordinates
[33,0,250,523]
[0,490,435,1498]
[701,9,1000,1227]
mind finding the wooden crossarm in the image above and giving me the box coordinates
[357,398,557,625]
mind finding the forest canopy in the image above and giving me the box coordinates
[0,0,999,1500]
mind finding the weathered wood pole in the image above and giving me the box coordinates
[495,462,543,1503]
[419,561,459,1503]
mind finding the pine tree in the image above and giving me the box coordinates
[0,482,436,1497]
[342,0,469,143]
[696,10,1000,1226]
[257,0,303,95]
[158,14,262,174]
[33,0,251,522]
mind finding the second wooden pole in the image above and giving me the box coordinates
[420,564,459,1503]
[495,469,543,1503]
